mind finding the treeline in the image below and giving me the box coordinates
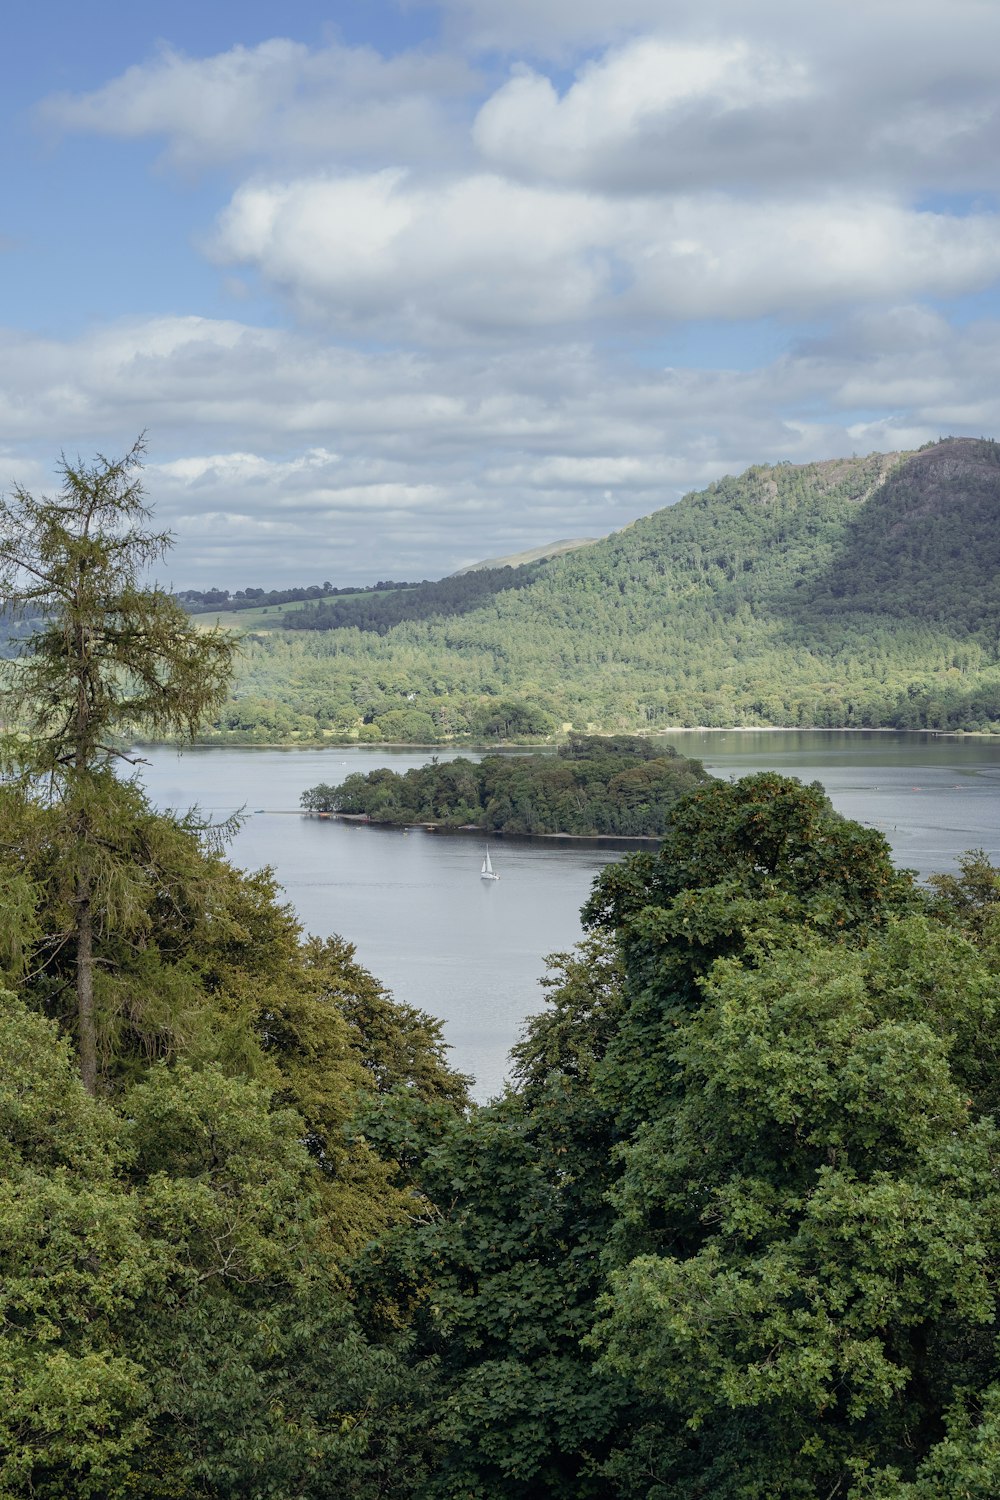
[358,777,1000,1498]
[177,578,420,614]
[301,734,712,836]
[195,439,1000,743]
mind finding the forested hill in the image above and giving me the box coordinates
[210,438,1000,741]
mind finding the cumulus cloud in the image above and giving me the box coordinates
[41,9,1000,197]
[210,171,618,333]
[474,37,812,189]
[210,169,1000,334]
[37,13,1000,347]
[626,197,1000,319]
[465,5,1000,195]
[440,0,1000,72]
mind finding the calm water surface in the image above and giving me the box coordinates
[138,734,1000,1099]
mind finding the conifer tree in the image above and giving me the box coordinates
[0,438,234,1091]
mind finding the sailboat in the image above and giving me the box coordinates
[480,846,500,881]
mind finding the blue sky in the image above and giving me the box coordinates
[4,0,1000,587]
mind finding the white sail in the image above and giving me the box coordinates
[480,846,499,879]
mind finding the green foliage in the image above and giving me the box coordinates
[0,770,470,1259]
[7,658,1000,1500]
[301,735,711,837]
[596,921,1000,1496]
[582,772,918,1133]
[350,776,1000,1499]
[284,562,544,633]
[564,775,1000,1496]
[0,994,152,1499]
[355,1093,633,1497]
[926,847,1000,950]
[0,990,436,1499]
[0,749,473,1496]
[301,934,470,1109]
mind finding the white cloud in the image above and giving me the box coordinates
[474,37,811,185]
[210,169,1000,334]
[41,11,1000,200]
[211,171,615,333]
[439,0,1000,69]
[462,8,1000,196]
[16,0,1000,588]
[626,197,1000,319]
[177,509,289,535]
[35,16,1000,355]
[484,455,684,487]
[38,38,476,170]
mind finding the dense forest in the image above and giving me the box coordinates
[6,450,1000,1497]
[194,438,1000,743]
[283,560,548,633]
[301,734,712,836]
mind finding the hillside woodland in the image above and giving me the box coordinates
[201,438,1000,742]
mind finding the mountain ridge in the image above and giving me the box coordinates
[450,537,602,576]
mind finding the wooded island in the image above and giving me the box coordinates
[300,734,712,837]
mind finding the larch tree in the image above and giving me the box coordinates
[0,438,235,1092]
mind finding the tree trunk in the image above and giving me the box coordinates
[76,868,98,1094]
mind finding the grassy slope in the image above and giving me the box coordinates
[195,593,356,632]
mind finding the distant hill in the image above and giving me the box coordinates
[451,538,600,575]
[203,439,1000,743]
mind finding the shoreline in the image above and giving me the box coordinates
[146,725,999,753]
[299,810,658,845]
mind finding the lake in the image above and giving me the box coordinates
[137,733,1000,1100]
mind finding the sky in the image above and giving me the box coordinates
[3,0,1000,588]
